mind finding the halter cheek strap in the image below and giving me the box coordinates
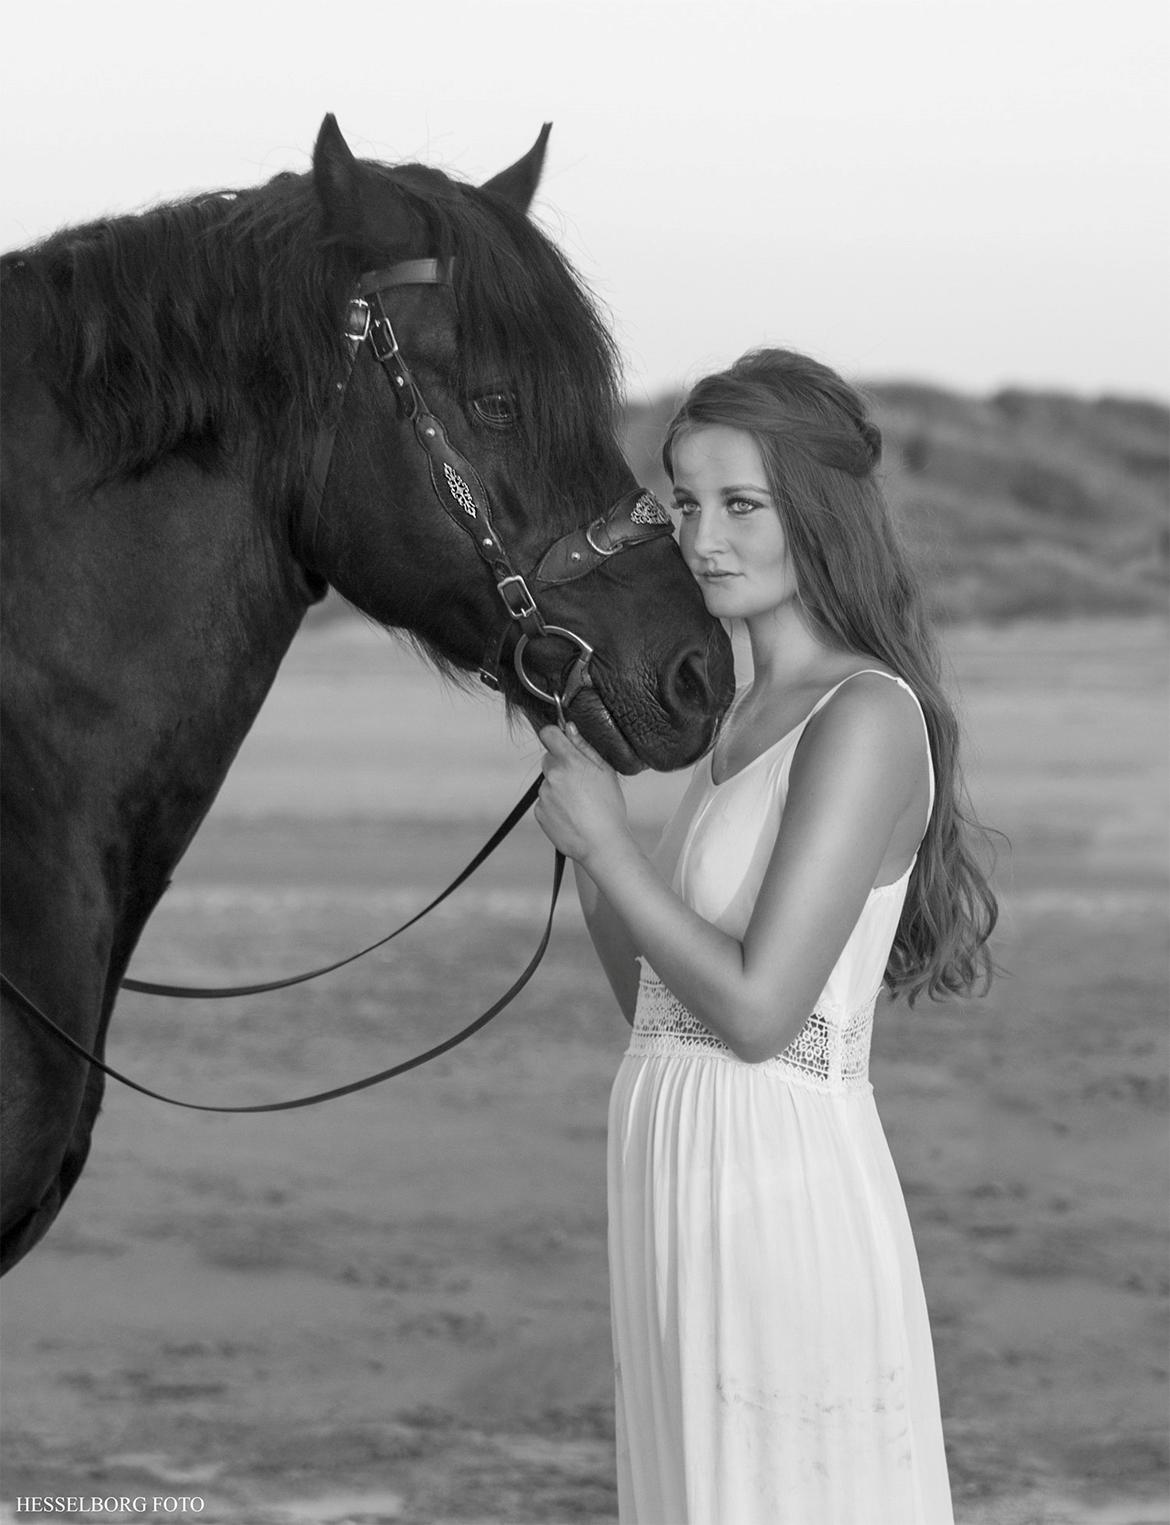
[531,489,676,586]
[306,258,676,721]
[0,262,678,1115]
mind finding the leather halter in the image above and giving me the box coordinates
[0,259,680,1111]
[306,257,676,723]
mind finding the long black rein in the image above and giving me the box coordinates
[121,777,542,1000]
[0,783,565,1113]
[3,253,673,1112]
[0,261,558,1112]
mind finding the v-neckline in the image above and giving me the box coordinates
[707,669,899,788]
[708,713,807,788]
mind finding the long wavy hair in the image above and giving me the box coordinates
[663,348,997,1003]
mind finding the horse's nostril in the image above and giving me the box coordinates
[663,646,713,717]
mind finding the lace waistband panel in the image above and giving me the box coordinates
[627,971,874,1094]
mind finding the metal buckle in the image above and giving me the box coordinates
[344,298,371,344]
[584,516,620,557]
[368,310,401,363]
[496,575,539,622]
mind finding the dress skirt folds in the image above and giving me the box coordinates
[605,674,954,1524]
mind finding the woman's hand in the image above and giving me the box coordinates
[533,724,631,867]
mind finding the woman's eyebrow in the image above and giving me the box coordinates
[671,482,772,495]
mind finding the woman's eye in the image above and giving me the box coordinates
[472,392,516,427]
[673,500,699,518]
[728,497,764,515]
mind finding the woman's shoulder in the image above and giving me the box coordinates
[797,666,929,786]
[808,661,922,714]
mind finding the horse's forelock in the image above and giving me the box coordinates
[345,161,624,526]
[444,187,625,523]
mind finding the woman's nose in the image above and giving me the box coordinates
[687,506,724,559]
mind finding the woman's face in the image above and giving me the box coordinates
[670,425,798,621]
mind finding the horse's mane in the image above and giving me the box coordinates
[3,161,623,530]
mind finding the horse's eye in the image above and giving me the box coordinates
[472,391,516,428]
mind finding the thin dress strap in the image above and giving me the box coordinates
[803,669,935,824]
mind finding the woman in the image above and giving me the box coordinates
[534,349,996,1523]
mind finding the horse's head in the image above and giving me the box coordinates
[299,116,733,773]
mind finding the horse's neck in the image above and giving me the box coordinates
[2,414,311,970]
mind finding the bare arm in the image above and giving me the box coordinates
[537,679,928,1062]
[572,862,640,1022]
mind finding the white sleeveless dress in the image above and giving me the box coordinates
[607,671,954,1524]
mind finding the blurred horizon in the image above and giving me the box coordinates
[629,371,1170,413]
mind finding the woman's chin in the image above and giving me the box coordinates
[700,586,744,617]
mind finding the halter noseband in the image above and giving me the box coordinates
[305,258,675,724]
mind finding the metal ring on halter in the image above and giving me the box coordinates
[513,627,595,728]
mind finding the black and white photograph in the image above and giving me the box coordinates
[1,2,1166,1522]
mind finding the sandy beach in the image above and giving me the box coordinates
[1,616,1166,1525]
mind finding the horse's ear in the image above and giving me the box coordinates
[481,124,552,214]
[313,114,365,236]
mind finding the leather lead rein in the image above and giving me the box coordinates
[2,251,673,1108]
[1,790,564,1113]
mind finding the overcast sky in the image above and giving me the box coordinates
[3,0,1166,402]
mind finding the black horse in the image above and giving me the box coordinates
[0,117,734,1273]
